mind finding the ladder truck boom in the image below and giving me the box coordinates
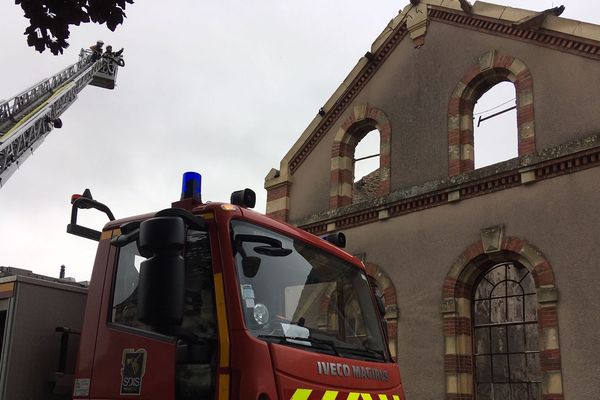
[0,47,124,187]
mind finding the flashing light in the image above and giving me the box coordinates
[181,172,202,202]
[71,194,82,204]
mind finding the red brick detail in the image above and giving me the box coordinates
[532,261,555,286]
[449,160,460,176]
[449,128,460,146]
[330,195,352,208]
[444,317,471,336]
[517,103,535,125]
[461,65,481,86]
[448,97,461,115]
[443,277,473,299]
[386,321,398,338]
[460,129,474,145]
[266,184,289,202]
[380,153,391,168]
[519,136,536,155]
[266,209,288,222]
[516,71,533,89]
[538,306,558,329]
[460,159,474,172]
[494,54,515,69]
[501,237,525,253]
[413,35,426,48]
[542,395,564,400]
[330,168,353,187]
[540,349,562,371]
[341,115,357,131]
[462,242,484,261]
[445,354,473,373]
[383,287,397,305]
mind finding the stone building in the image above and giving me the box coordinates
[264,1,600,399]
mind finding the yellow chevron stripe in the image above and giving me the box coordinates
[290,389,313,400]
[322,391,339,400]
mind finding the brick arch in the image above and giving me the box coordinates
[448,52,535,176]
[441,234,562,400]
[330,104,391,208]
[366,262,399,361]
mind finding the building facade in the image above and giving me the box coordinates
[265,1,600,399]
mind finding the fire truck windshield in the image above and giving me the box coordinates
[231,220,389,362]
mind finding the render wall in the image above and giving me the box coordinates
[337,167,600,399]
[287,20,600,221]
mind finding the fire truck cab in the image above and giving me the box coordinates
[69,172,405,400]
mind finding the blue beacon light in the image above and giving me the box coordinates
[181,172,202,202]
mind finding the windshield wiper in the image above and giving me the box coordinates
[334,344,387,361]
[257,334,340,356]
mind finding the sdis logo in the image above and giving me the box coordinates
[120,349,147,395]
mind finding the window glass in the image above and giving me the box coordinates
[231,220,388,362]
[110,229,217,399]
[473,262,540,399]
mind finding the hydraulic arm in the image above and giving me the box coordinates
[0,47,124,187]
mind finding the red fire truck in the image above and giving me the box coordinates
[62,172,405,399]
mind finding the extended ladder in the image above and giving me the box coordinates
[0,48,124,187]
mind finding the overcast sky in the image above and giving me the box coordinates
[0,0,599,282]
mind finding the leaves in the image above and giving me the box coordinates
[16,0,133,55]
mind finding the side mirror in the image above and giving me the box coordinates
[137,216,186,327]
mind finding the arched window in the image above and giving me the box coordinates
[473,82,518,168]
[448,53,535,176]
[353,129,381,204]
[330,104,391,209]
[473,262,541,399]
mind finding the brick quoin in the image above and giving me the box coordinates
[448,97,461,113]
[462,65,481,86]
[517,103,535,125]
[266,185,288,201]
[386,321,398,338]
[443,277,472,299]
[502,237,525,252]
[449,161,461,176]
[541,349,562,371]
[533,261,555,286]
[463,242,484,262]
[495,54,515,69]
[460,130,474,145]
[383,287,397,304]
[444,355,473,373]
[519,137,536,155]
[443,317,471,336]
[330,195,352,208]
[266,209,288,222]
[538,307,558,328]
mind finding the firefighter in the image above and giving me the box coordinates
[90,40,104,61]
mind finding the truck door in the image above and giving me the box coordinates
[86,227,219,399]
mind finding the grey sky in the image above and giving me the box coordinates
[0,0,598,281]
